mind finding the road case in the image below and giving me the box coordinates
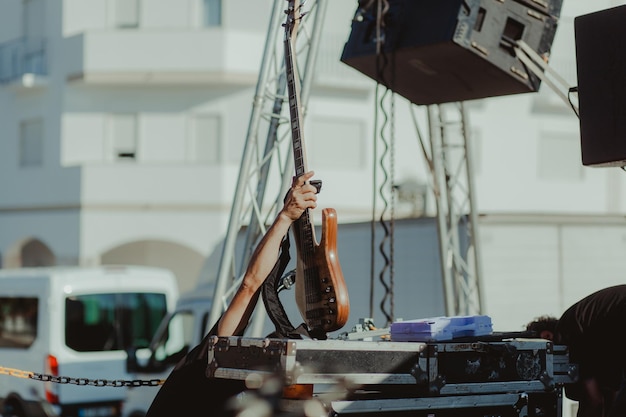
[207,336,575,391]
[322,391,563,416]
[206,335,577,416]
[424,338,575,395]
[207,336,428,388]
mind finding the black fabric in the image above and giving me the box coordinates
[261,235,328,341]
[554,285,626,417]
[555,284,626,386]
[145,321,246,417]
[261,235,300,338]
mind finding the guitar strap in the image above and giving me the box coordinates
[261,233,327,340]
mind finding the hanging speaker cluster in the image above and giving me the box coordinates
[340,0,563,105]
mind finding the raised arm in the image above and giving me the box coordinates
[216,171,318,336]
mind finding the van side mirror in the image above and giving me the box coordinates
[126,347,140,373]
[126,347,140,372]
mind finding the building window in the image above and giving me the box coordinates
[19,118,43,167]
[203,0,222,27]
[115,0,139,28]
[191,114,221,163]
[111,114,138,161]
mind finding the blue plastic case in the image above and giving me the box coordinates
[390,315,493,342]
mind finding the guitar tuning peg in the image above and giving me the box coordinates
[310,180,322,193]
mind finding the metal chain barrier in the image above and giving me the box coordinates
[0,365,164,387]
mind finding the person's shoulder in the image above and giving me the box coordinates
[569,285,626,306]
[592,284,626,295]
[587,285,626,303]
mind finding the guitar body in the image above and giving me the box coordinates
[293,208,350,333]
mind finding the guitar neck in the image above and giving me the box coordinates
[284,1,308,179]
[284,0,315,248]
[285,0,324,291]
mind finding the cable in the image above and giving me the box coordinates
[369,81,379,319]
[377,83,392,326]
[372,0,394,326]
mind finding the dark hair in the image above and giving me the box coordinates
[526,315,558,336]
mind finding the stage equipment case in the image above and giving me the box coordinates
[206,334,577,416]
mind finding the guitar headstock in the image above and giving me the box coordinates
[284,0,302,42]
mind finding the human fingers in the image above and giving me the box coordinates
[292,171,315,188]
[292,184,317,208]
[298,181,318,196]
[283,185,317,220]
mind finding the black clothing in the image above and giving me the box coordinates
[144,324,246,417]
[554,285,626,417]
[555,284,626,388]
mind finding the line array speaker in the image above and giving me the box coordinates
[575,5,626,167]
[340,0,562,105]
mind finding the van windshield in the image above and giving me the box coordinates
[65,293,167,352]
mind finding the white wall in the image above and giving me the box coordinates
[0,0,22,42]
[63,0,109,36]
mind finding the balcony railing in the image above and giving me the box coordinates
[0,37,47,84]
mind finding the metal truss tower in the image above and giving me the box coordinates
[426,102,484,316]
[208,0,484,335]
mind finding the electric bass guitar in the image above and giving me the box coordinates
[284,0,350,333]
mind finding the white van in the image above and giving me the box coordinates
[122,285,213,417]
[0,265,179,417]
